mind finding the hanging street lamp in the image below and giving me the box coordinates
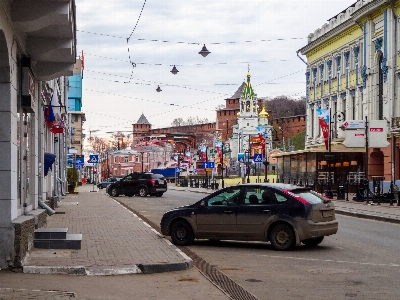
[199,44,211,57]
[170,65,179,75]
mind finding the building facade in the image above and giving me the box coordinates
[0,1,76,268]
[297,0,400,186]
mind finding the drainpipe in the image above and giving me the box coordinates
[296,50,309,148]
[38,81,55,216]
[296,50,308,65]
[390,1,397,197]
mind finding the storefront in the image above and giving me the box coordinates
[274,150,366,193]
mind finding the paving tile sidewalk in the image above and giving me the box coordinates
[22,184,192,275]
[168,184,400,224]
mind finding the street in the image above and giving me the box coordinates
[1,188,400,300]
[117,189,400,300]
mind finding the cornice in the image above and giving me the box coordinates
[299,19,355,55]
[351,0,389,22]
[299,0,390,56]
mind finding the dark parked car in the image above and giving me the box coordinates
[97,177,120,189]
[161,183,338,251]
[107,172,167,197]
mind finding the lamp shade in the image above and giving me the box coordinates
[350,160,358,166]
[170,65,179,75]
[320,160,327,166]
[199,44,211,57]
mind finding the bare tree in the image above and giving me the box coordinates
[171,118,184,127]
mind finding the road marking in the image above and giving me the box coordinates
[261,254,400,267]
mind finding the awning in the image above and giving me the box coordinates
[44,152,56,176]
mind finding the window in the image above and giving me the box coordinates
[124,156,129,162]
[207,187,241,206]
[243,187,288,205]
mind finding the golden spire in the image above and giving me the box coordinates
[258,102,269,118]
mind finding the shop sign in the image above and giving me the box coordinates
[343,130,365,147]
[369,120,389,148]
[342,120,365,129]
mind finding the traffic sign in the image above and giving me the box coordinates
[238,153,244,163]
[75,155,84,166]
[202,162,215,169]
[89,154,99,163]
[342,120,365,129]
[253,154,263,163]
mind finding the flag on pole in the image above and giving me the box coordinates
[316,108,330,151]
[45,103,56,127]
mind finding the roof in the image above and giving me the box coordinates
[226,82,246,100]
[136,114,150,125]
[242,72,255,100]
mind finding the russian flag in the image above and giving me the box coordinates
[45,103,56,127]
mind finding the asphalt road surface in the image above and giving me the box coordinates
[116,189,400,300]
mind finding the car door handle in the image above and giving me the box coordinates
[261,210,271,213]
[223,210,235,214]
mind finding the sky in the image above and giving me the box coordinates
[77,0,357,138]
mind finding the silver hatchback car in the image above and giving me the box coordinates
[161,183,338,251]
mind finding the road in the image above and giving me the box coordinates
[116,189,400,300]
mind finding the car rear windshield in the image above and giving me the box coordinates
[290,189,329,204]
[152,174,165,179]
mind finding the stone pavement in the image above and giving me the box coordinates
[168,184,400,224]
[22,184,192,276]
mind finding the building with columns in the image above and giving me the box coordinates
[296,0,400,187]
[0,1,76,268]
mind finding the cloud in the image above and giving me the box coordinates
[77,0,356,134]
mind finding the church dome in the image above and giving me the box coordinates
[258,107,269,118]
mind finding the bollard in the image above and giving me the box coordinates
[337,185,345,200]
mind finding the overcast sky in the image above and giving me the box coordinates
[77,0,356,138]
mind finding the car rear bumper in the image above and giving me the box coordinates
[304,220,338,239]
[150,187,167,193]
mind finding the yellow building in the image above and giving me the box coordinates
[298,0,400,184]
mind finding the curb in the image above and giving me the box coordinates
[335,209,400,224]
[22,260,192,276]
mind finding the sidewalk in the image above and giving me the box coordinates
[22,184,192,276]
[168,184,400,224]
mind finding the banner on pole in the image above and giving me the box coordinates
[316,108,330,151]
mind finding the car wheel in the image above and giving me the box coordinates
[269,223,295,251]
[156,192,164,197]
[302,236,324,247]
[110,187,119,197]
[170,220,194,246]
[138,186,148,197]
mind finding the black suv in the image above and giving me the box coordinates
[107,172,167,197]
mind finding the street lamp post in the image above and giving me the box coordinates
[140,151,144,172]
[247,135,251,183]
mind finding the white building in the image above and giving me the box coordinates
[0,1,76,268]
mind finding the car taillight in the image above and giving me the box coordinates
[282,189,310,204]
[150,179,156,185]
